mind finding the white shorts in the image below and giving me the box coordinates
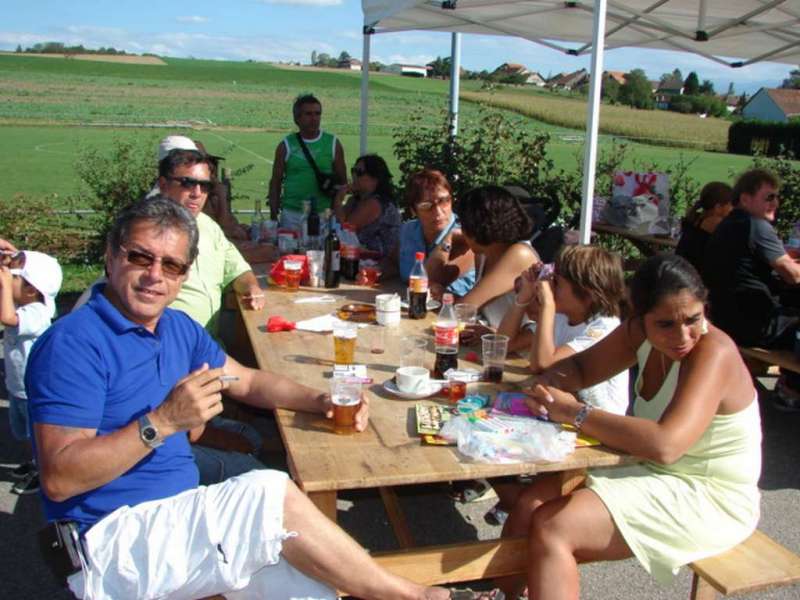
[68,470,336,600]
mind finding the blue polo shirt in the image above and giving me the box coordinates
[27,284,226,530]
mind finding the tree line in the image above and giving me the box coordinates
[15,42,128,55]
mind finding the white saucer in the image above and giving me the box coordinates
[383,379,443,400]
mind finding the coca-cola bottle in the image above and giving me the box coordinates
[340,223,360,280]
[407,252,428,320]
[433,293,459,378]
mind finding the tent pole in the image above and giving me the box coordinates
[578,0,608,245]
[449,32,462,138]
[359,29,372,156]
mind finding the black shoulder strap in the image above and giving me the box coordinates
[295,133,326,185]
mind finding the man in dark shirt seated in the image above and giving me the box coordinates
[704,168,800,410]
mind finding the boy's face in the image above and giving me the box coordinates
[10,274,31,305]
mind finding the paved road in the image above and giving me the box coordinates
[2,336,799,598]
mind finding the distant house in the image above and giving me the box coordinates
[717,93,743,114]
[649,80,660,94]
[338,57,361,71]
[604,70,627,86]
[547,69,589,91]
[654,75,684,109]
[742,88,800,122]
[494,62,546,86]
[384,63,430,78]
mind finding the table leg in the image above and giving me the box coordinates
[557,468,586,495]
[379,487,415,549]
[308,490,338,524]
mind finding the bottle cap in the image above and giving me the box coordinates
[415,252,425,260]
[442,293,454,304]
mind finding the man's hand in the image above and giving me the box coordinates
[320,392,370,432]
[240,286,265,311]
[152,364,228,437]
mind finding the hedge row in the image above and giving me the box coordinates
[728,120,800,156]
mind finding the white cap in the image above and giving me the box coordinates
[10,251,63,318]
[157,135,199,161]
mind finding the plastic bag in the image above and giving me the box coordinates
[269,254,308,286]
[439,414,576,464]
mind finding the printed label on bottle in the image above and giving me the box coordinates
[341,245,359,259]
[409,276,428,293]
[331,251,340,271]
[435,325,459,347]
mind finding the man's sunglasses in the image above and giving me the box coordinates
[169,176,213,193]
[351,166,367,177]
[120,246,190,277]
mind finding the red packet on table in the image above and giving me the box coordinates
[266,316,296,332]
[269,254,308,286]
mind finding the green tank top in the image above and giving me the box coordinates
[282,131,337,212]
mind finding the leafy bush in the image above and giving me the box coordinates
[0,194,92,262]
[393,105,581,221]
[71,136,157,260]
[728,121,800,157]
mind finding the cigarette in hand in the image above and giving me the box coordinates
[242,293,265,299]
[219,375,240,382]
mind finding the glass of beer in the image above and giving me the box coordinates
[330,378,362,435]
[333,321,358,365]
[481,334,509,383]
[284,260,303,292]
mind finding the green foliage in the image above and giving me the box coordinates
[427,56,451,78]
[393,105,583,220]
[781,67,800,89]
[619,69,655,109]
[728,121,800,157]
[71,137,156,260]
[683,72,700,95]
[602,76,621,103]
[0,194,91,261]
[669,94,727,117]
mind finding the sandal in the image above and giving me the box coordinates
[484,504,509,527]
[450,478,497,503]
[450,588,506,600]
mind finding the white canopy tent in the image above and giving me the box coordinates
[358,0,800,243]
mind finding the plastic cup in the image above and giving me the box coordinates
[284,260,302,292]
[401,335,428,368]
[481,334,509,383]
[367,325,385,355]
[455,303,478,333]
[447,371,467,403]
[330,378,362,434]
[333,321,358,365]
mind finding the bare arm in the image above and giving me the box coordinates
[0,267,18,327]
[268,143,287,221]
[222,356,369,431]
[36,365,226,502]
[772,253,800,285]
[342,195,382,230]
[232,271,265,310]
[461,244,539,310]
[528,332,745,464]
[425,230,475,289]
[332,139,347,186]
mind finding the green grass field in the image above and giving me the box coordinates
[0,53,773,214]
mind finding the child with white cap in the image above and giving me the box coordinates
[0,245,63,495]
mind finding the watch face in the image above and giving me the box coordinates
[142,426,158,442]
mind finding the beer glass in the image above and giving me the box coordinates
[330,378,362,435]
[284,260,302,292]
[333,321,358,365]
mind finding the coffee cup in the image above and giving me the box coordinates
[395,366,430,394]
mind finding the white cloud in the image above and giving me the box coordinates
[176,16,209,24]
[259,0,342,6]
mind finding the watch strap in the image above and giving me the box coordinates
[138,414,164,449]
[573,403,594,431]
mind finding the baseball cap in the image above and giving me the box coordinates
[157,135,200,161]
[10,251,63,318]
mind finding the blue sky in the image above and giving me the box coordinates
[1,0,794,94]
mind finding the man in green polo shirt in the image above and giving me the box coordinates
[267,94,347,230]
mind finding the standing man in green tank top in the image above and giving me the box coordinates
[267,94,347,230]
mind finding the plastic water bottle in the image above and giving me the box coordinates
[250,199,263,242]
[408,252,428,320]
[307,197,321,250]
[433,293,459,378]
[299,199,311,251]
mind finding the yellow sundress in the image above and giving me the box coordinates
[586,339,762,583]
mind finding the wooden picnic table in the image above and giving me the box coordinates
[235,278,636,583]
[593,222,678,257]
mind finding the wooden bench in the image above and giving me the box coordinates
[372,530,800,599]
[739,346,800,376]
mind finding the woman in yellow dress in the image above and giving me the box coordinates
[500,254,761,600]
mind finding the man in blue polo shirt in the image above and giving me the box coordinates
[27,197,449,600]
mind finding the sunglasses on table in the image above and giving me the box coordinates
[120,246,191,277]
[168,176,214,193]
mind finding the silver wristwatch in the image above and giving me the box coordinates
[138,414,164,449]
[573,403,594,431]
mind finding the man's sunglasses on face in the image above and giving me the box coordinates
[169,176,213,193]
[120,246,190,277]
